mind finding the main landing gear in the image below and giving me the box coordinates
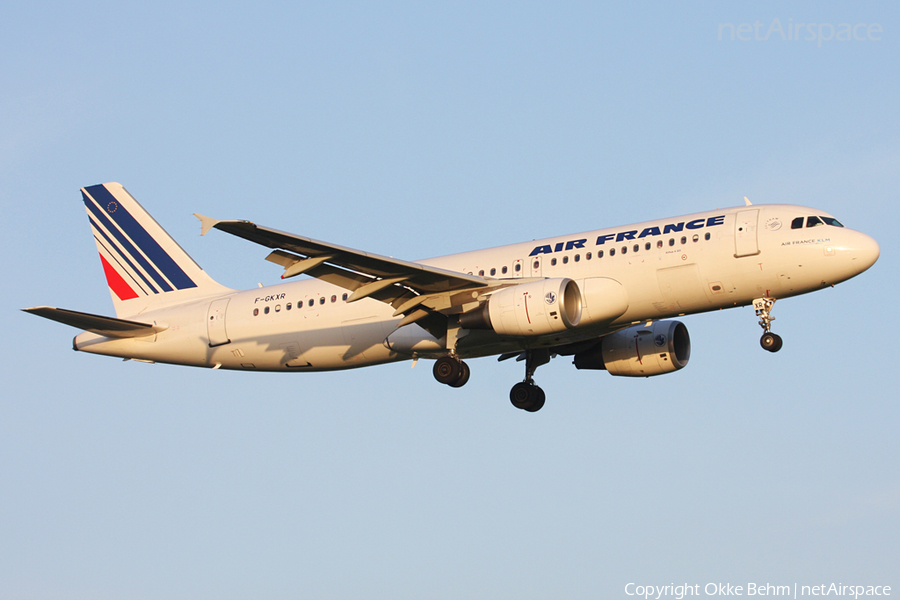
[509,349,550,413]
[433,355,470,388]
[432,349,550,412]
[753,297,783,353]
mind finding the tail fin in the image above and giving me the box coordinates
[81,182,231,317]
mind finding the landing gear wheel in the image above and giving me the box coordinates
[760,332,783,353]
[448,361,470,388]
[523,386,545,412]
[433,356,461,384]
[510,382,532,409]
[509,381,545,412]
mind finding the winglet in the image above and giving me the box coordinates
[193,213,220,236]
[744,196,753,206]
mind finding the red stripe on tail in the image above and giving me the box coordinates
[99,254,139,300]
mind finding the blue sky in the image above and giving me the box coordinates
[2,2,898,598]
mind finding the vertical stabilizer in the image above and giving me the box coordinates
[81,182,231,317]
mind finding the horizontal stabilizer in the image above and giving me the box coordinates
[22,306,167,338]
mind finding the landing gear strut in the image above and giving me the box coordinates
[509,349,549,412]
[433,355,470,387]
[753,297,783,353]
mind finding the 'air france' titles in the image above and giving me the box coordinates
[529,215,726,256]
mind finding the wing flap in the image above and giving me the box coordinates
[23,306,167,338]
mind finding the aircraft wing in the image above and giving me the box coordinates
[22,306,167,338]
[194,215,519,334]
[196,215,491,305]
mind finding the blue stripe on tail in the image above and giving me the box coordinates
[90,216,159,294]
[82,185,197,291]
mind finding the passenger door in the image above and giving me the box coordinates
[734,209,760,257]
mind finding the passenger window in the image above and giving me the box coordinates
[705,232,711,241]
[502,266,508,274]
[633,244,639,253]
[598,250,604,258]
[331,295,337,303]
[807,216,824,228]
[253,308,259,316]
[669,238,675,246]
[286,302,292,311]
[610,248,616,256]
[342,293,348,301]
[645,242,651,251]
[490,268,496,276]
[692,234,699,242]
[791,217,804,229]
[479,269,485,276]
[308,299,314,307]
[621,246,627,255]
[264,306,270,314]
[319,297,326,305]
[681,236,687,245]
[657,240,663,249]
[532,261,539,270]
[551,258,557,266]
[275,304,281,312]
[574,254,580,262]
[515,263,521,272]
[586,252,592,260]
[562,256,568,264]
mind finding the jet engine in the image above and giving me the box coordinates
[573,320,690,377]
[460,278,582,336]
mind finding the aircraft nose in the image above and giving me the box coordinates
[850,232,880,274]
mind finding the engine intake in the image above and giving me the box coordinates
[573,320,690,377]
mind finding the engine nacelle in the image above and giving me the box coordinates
[578,277,629,326]
[460,278,582,336]
[573,320,690,377]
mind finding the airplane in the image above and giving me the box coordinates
[24,182,879,412]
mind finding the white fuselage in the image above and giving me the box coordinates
[73,204,879,371]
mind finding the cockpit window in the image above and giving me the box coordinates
[793,215,845,229]
[806,216,825,228]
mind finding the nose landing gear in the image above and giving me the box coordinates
[754,297,783,352]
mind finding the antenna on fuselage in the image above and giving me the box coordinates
[744,196,753,206]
